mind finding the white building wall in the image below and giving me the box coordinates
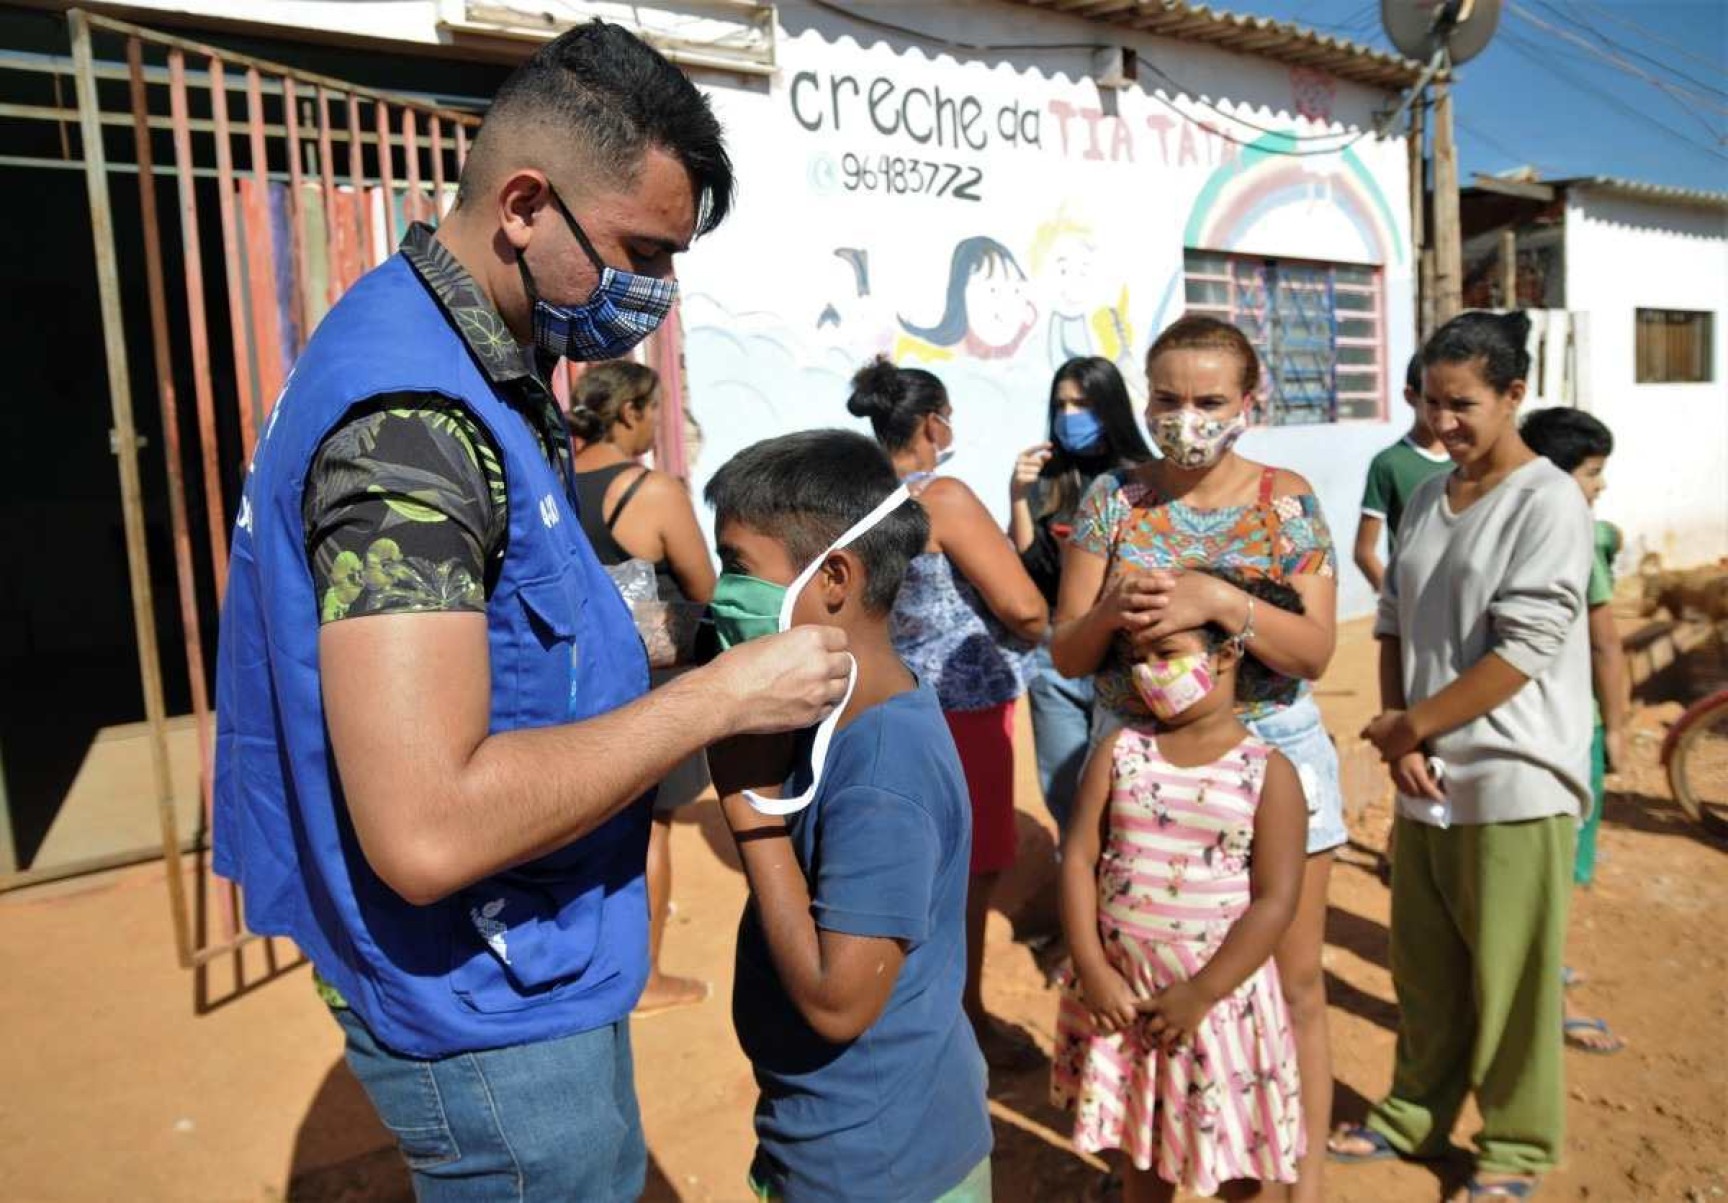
[88,0,1417,616]
[1565,189,1728,568]
[677,1,1416,620]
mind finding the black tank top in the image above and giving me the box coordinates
[574,462,686,604]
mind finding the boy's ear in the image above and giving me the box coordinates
[819,549,863,614]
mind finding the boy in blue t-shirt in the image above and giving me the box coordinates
[702,430,992,1203]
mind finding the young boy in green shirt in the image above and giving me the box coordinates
[1523,405,1628,1057]
[1354,354,1455,594]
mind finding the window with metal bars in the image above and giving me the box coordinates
[1182,251,1386,425]
[1635,309,1714,384]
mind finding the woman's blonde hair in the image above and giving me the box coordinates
[569,360,659,443]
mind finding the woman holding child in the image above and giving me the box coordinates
[1050,315,1343,1202]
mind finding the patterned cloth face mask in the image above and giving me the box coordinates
[1131,650,1217,721]
[708,485,915,816]
[516,184,677,362]
[1149,408,1249,469]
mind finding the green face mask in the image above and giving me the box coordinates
[709,572,787,650]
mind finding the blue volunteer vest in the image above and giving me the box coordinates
[212,253,651,1057]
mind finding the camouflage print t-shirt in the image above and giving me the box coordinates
[301,223,573,1009]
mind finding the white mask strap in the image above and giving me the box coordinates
[744,484,914,816]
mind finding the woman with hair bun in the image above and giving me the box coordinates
[848,355,1051,1071]
[572,360,717,1016]
[1331,310,1590,1203]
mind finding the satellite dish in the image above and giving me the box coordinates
[1381,0,1501,66]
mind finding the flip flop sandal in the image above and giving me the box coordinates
[1468,1176,1538,1199]
[1326,1124,1401,1164]
[1564,1016,1625,1055]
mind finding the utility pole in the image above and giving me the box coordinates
[1409,97,1434,340]
[1499,227,1517,308]
[1431,71,1463,323]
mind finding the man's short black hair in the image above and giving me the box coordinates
[1521,407,1614,472]
[460,20,733,234]
[1404,352,1423,394]
[705,430,929,614]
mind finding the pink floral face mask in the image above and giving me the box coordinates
[1148,408,1249,469]
[1131,651,1216,721]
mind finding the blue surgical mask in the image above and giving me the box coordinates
[517,185,677,362]
[1053,409,1105,454]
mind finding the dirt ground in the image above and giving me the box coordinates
[3,614,1725,1203]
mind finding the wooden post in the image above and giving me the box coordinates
[1432,72,1463,323]
[1408,97,1430,340]
[1499,227,1517,309]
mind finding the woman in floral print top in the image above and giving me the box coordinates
[1048,314,1341,1203]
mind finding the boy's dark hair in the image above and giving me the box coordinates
[1404,352,1423,394]
[705,430,930,613]
[459,21,733,235]
[846,356,948,452]
[1520,407,1614,472]
[1422,310,1531,393]
[1188,570,1305,704]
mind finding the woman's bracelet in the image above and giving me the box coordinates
[1237,594,1257,647]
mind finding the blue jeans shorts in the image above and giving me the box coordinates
[334,1007,645,1203]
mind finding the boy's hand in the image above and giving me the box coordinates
[707,731,799,802]
[1078,963,1141,1033]
[1139,980,1212,1050]
[1605,725,1627,774]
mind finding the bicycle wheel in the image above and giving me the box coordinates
[1667,690,1728,839]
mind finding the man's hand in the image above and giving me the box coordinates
[700,626,852,737]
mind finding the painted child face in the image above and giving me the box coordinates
[964,260,1036,351]
[1421,358,1525,468]
[1571,455,1608,506]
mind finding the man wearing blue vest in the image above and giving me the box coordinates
[212,23,850,1201]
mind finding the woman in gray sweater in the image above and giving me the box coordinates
[1330,311,1592,1203]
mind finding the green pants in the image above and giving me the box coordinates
[1575,724,1605,886]
[1369,814,1575,1176]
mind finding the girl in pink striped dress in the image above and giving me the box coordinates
[1053,601,1310,1200]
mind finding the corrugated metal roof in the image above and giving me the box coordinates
[1002,0,1427,90]
[1557,176,1728,212]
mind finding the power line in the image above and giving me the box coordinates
[1507,0,1728,141]
[1456,114,1537,169]
[1575,0,1728,82]
[1497,25,1728,162]
[1540,0,1728,103]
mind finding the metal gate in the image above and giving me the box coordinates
[24,9,692,989]
[52,9,483,984]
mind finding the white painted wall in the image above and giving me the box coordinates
[1565,189,1728,568]
[675,1,1416,619]
[93,0,1418,617]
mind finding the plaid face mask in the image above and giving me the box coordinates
[517,185,677,362]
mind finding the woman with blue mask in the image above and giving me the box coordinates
[1007,357,1152,836]
[847,356,1049,1073]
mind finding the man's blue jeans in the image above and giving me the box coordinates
[1025,644,1094,835]
[334,1007,645,1202]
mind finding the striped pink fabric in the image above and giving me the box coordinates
[1051,728,1303,1194]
